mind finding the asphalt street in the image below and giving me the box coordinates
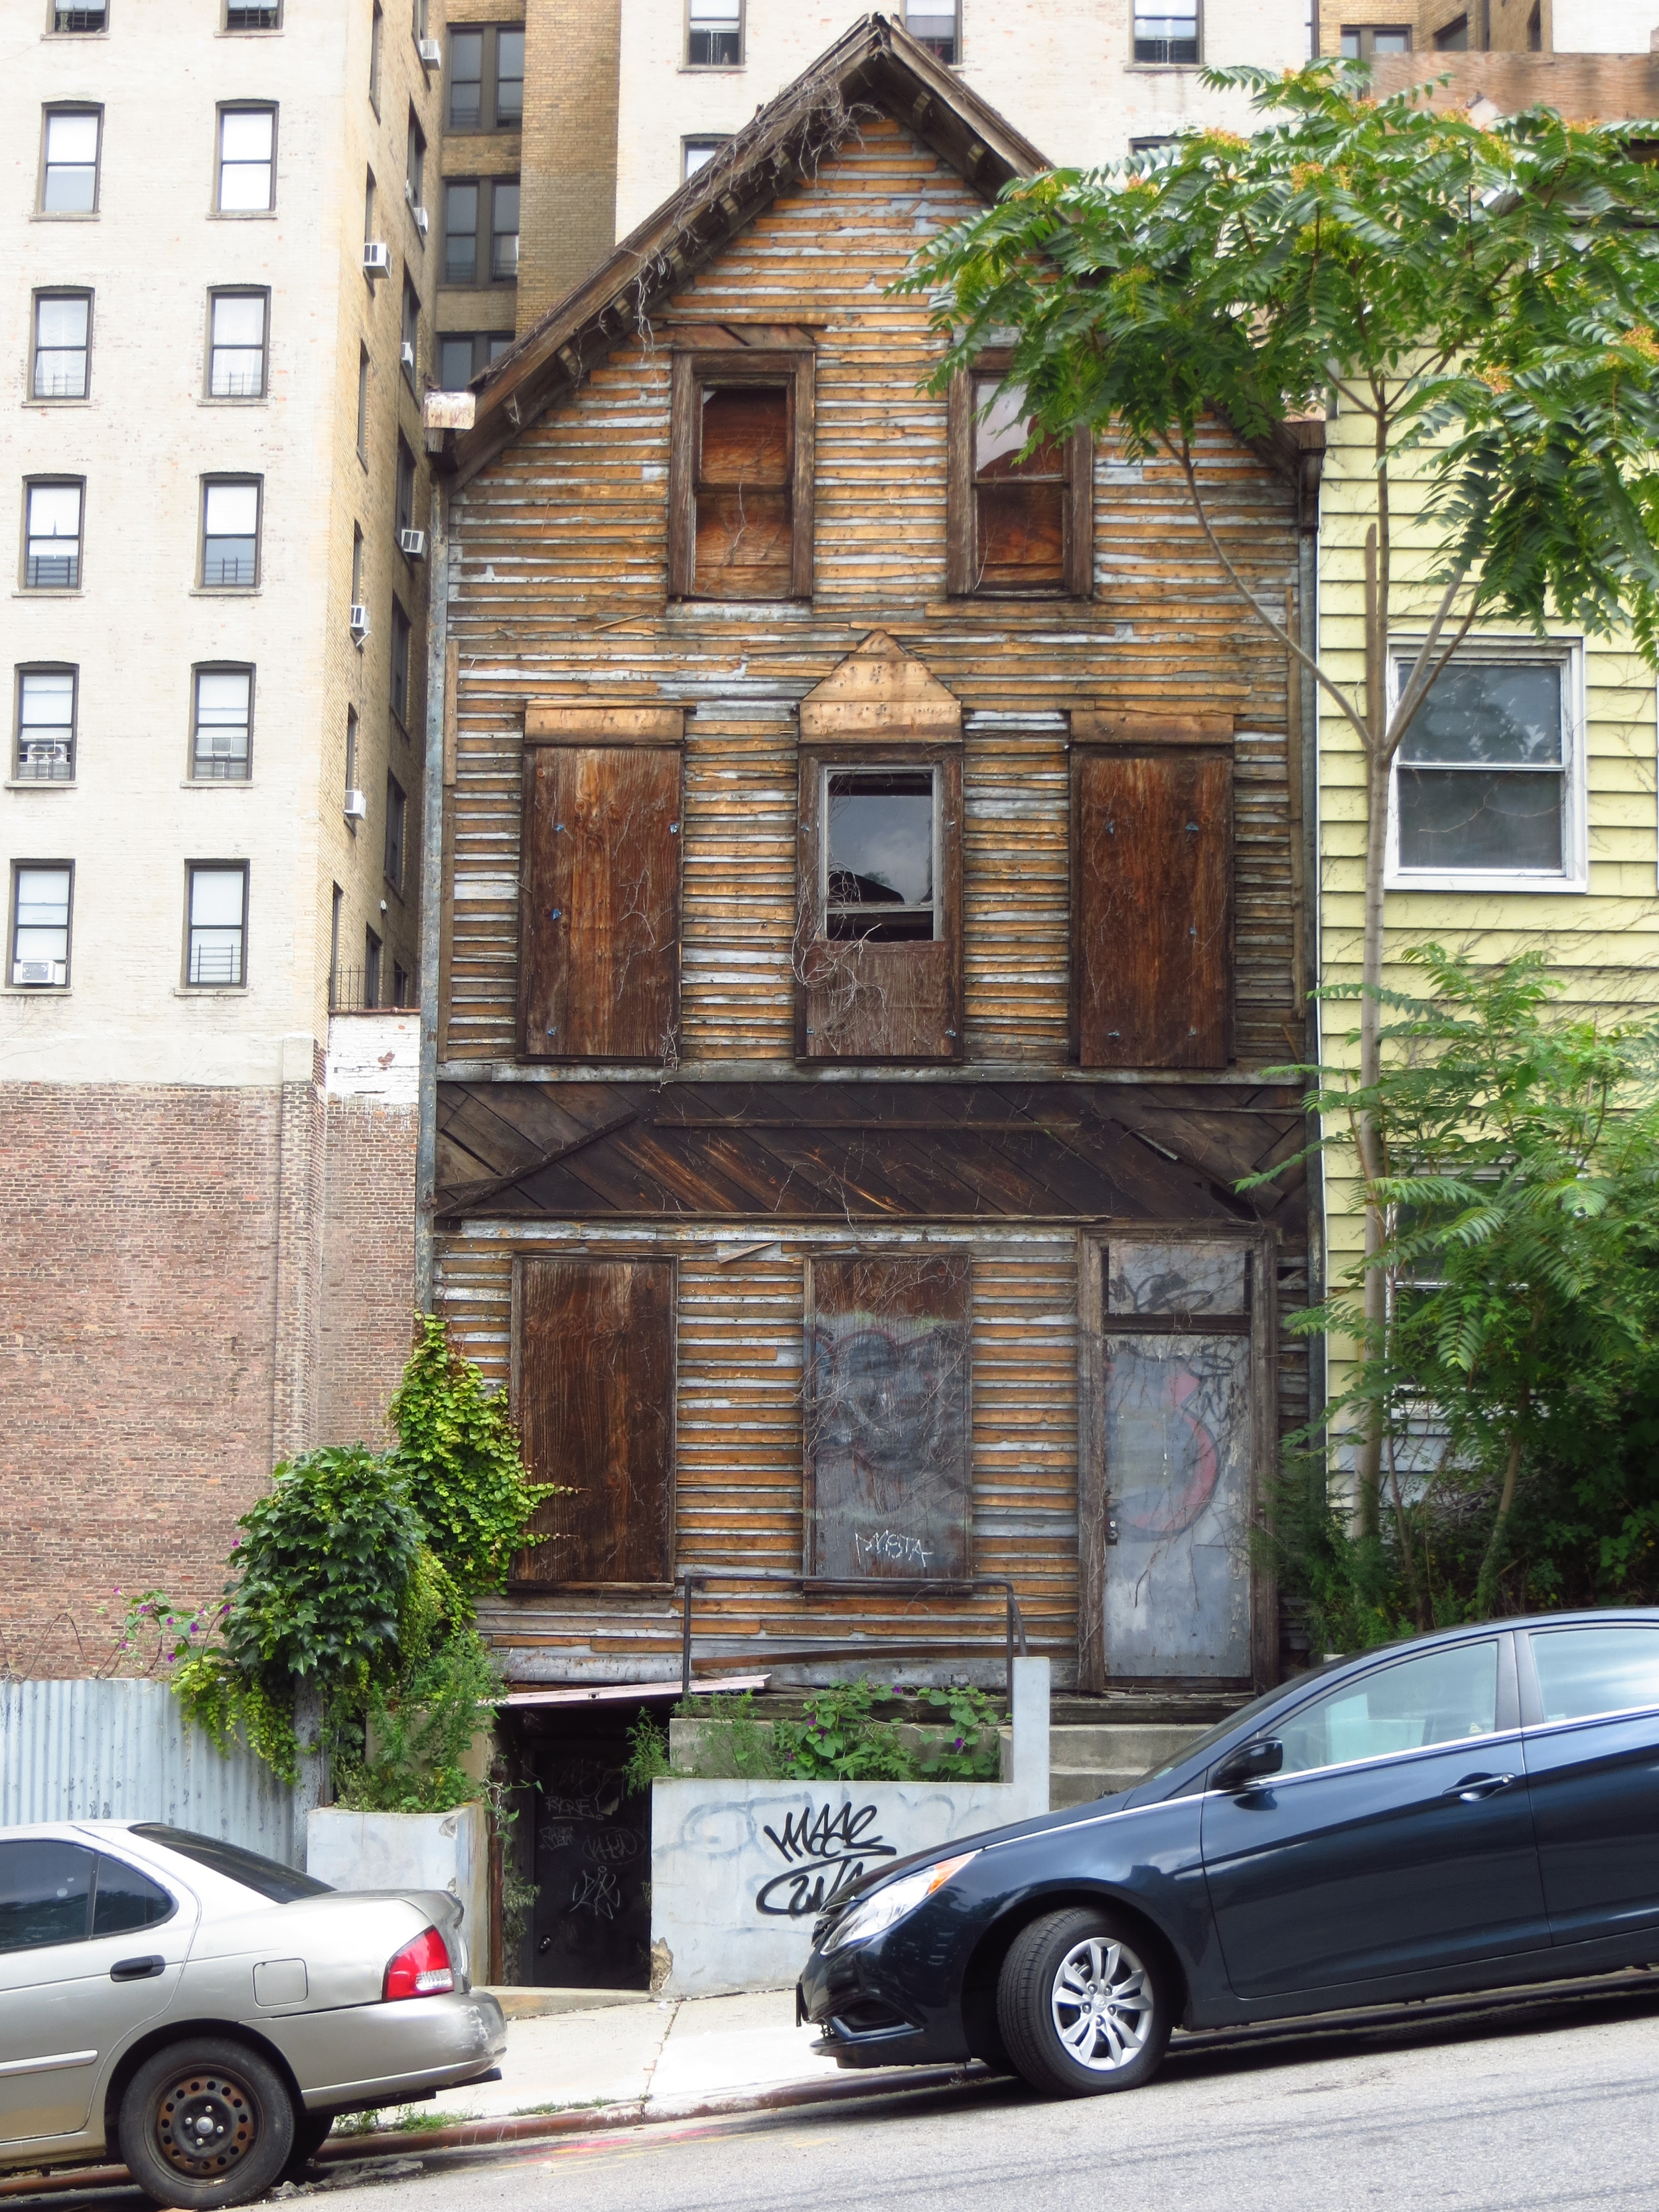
[20,1977,1659,2212]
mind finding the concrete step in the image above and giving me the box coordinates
[1048,1720,1213,1810]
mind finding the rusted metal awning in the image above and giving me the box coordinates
[502,1673,770,1708]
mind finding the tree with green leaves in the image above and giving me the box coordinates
[903,63,1659,1536]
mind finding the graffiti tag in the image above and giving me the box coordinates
[756,1801,899,1919]
[853,1528,932,1572]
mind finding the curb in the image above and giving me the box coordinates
[0,2065,988,2201]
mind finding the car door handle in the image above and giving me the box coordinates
[109,1955,166,1982]
[1443,1773,1516,1803]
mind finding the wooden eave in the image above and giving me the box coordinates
[435,13,1049,488]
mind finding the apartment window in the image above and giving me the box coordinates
[1434,14,1469,47]
[330,883,343,1001]
[15,668,76,783]
[447,27,524,129]
[24,481,84,590]
[218,106,276,212]
[491,181,520,279]
[200,479,261,587]
[947,362,1092,596]
[1388,650,1581,889]
[225,1,281,26]
[364,169,377,246]
[396,436,417,538]
[412,0,429,35]
[1133,3,1198,61]
[443,183,479,282]
[1129,134,1178,157]
[370,2,384,108]
[438,331,512,390]
[192,666,253,780]
[406,110,425,214]
[32,293,92,400]
[186,863,247,986]
[392,957,411,1007]
[344,706,360,820]
[683,137,729,181]
[390,600,411,725]
[401,281,420,389]
[52,3,108,28]
[904,0,957,63]
[364,926,383,1006]
[351,524,365,603]
[384,773,407,888]
[11,865,72,988]
[687,0,742,66]
[356,348,370,459]
[40,110,101,214]
[207,290,268,398]
[1340,22,1411,50]
[1527,1,1542,49]
[668,352,814,599]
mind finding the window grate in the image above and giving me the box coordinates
[226,1,281,23]
[26,555,80,589]
[330,962,417,1013]
[1133,7,1199,61]
[54,3,107,27]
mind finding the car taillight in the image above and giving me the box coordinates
[383,1925,455,2000]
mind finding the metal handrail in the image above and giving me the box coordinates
[676,1568,1028,1703]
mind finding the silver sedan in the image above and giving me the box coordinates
[0,1820,506,2207]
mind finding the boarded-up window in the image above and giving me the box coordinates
[514,1257,675,1586]
[1072,727,1233,1069]
[669,350,814,601]
[796,747,962,1061]
[518,721,682,1062]
[805,1254,972,1581]
[948,356,1092,598]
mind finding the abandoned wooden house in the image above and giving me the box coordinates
[422,16,1321,1973]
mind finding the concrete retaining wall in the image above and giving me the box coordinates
[307,1802,490,1978]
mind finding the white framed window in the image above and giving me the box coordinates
[40,108,101,213]
[23,480,84,590]
[192,666,253,781]
[32,292,92,399]
[822,763,940,942]
[904,0,958,62]
[682,137,729,181]
[200,478,261,587]
[217,106,276,212]
[186,862,248,986]
[1385,640,1585,893]
[208,290,268,398]
[16,666,77,782]
[11,863,73,988]
[1133,3,1198,62]
[686,0,741,67]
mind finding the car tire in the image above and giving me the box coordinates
[281,2108,336,2179]
[995,1907,1171,2098]
[118,2039,296,2211]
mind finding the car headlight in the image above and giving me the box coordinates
[819,1851,979,1954]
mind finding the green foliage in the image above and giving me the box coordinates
[332,1628,503,1814]
[622,1712,672,1793]
[772,1682,911,1781]
[1258,949,1659,1633]
[901,62,1659,657]
[911,1684,1003,1781]
[390,1313,566,1598]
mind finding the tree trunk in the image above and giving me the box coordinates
[1352,585,1394,1541]
[1475,1430,1526,1619]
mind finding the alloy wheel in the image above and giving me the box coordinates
[1048,1935,1156,2071]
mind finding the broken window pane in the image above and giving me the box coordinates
[1394,658,1567,873]
[825,769,936,943]
[693,384,792,598]
[972,377,1067,592]
[806,1255,972,1581]
[1108,1242,1248,1319]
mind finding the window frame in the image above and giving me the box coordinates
[902,0,960,64]
[22,477,86,593]
[1520,1623,1659,1731]
[14,665,78,786]
[820,760,943,944]
[1263,1635,1510,1783]
[401,277,421,391]
[198,475,263,591]
[31,289,93,402]
[1130,0,1200,64]
[668,347,816,602]
[49,2,110,33]
[1383,638,1585,895]
[365,923,383,1006]
[215,103,277,217]
[947,352,1094,599]
[437,331,514,390]
[224,0,283,27]
[9,859,74,991]
[183,860,249,990]
[682,136,731,182]
[389,600,412,729]
[356,347,371,461]
[384,771,407,889]
[684,0,744,69]
[395,435,417,540]
[1339,22,1413,53]
[205,287,269,401]
[445,25,524,132]
[405,107,427,221]
[190,662,255,782]
[443,176,519,287]
[369,1,384,111]
[38,105,103,217]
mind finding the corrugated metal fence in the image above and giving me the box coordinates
[1,1680,299,1866]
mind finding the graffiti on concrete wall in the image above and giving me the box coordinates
[756,1799,899,1917]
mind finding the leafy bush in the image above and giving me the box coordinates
[332,1629,504,1814]
[651,1680,1006,1785]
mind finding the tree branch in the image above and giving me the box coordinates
[1386,569,1482,761]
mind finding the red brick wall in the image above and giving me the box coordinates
[0,1082,285,1678]
[317,1093,419,1450]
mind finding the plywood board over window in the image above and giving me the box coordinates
[795,632,964,1063]
[804,1252,972,1583]
[948,352,1092,598]
[512,1256,676,1587]
[518,707,684,1063]
[668,348,814,600]
[1071,712,1234,1069]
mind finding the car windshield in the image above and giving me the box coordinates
[129,1825,331,1903]
[1132,1660,1352,1791]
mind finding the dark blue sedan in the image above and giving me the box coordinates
[798,1612,1659,2095]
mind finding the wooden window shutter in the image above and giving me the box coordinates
[947,362,1093,600]
[518,707,683,1063]
[668,348,815,601]
[513,1256,676,1587]
[1072,715,1234,1069]
[804,1252,972,1581]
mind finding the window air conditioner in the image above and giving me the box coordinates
[349,603,370,642]
[363,241,392,275]
[13,960,64,987]
[401,340,416,370]
[344,788,368,820]
[414,204,429,235]
[418,36,441,64]
[399,528,427,558]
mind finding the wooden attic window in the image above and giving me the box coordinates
[948,352,1093,598]
[668,349,815,600]
[517,705,684,1063]
[1072,711,1234,1070]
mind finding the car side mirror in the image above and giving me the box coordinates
[1214,1739,1283,1791]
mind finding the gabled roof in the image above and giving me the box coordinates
[430,14,1049,488]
